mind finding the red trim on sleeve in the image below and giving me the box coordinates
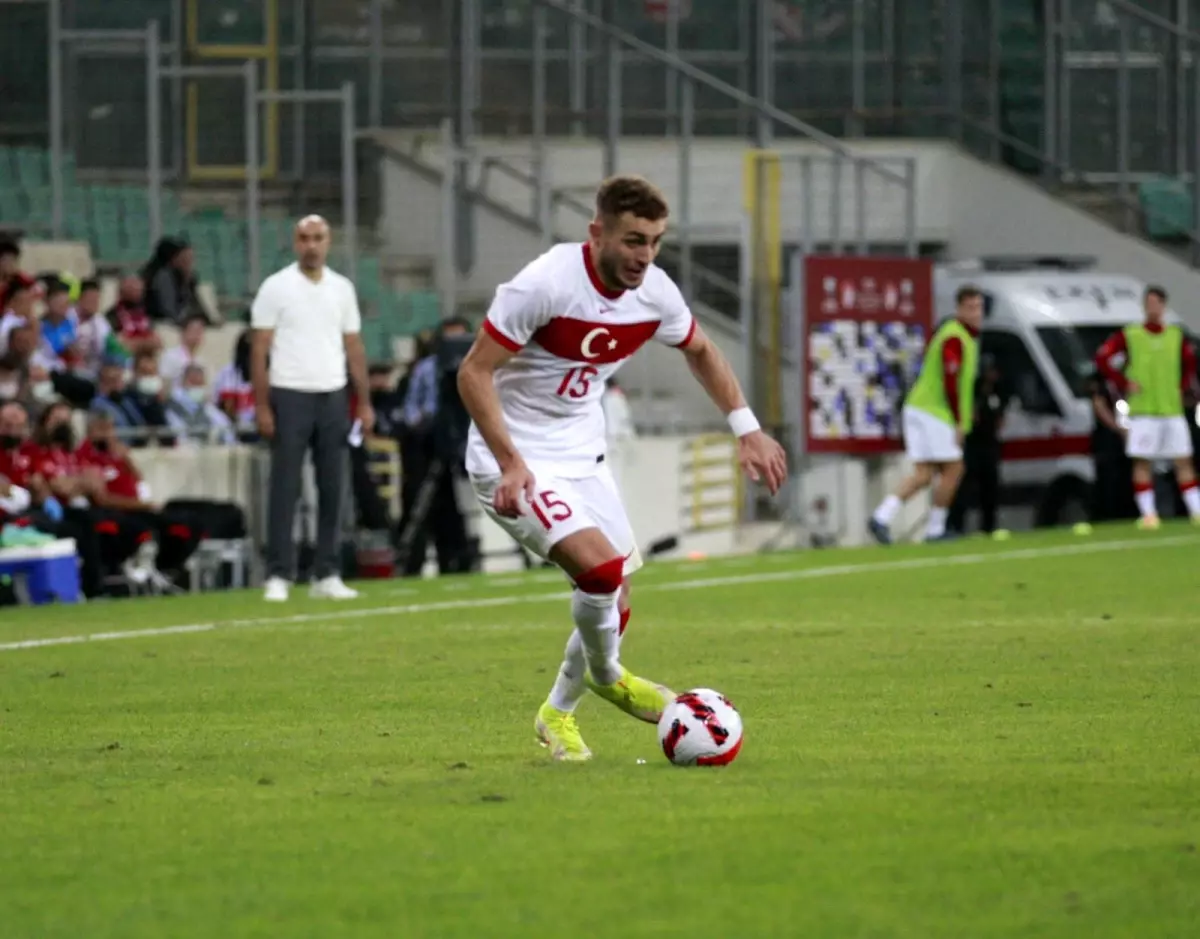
[582,243,624,301]
[1183,336,1198,395]
[483,318,522,353]
[1095,329,1129,393]
[941,336,964,424]
[672,317,697,349]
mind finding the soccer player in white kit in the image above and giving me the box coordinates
[457,176,787,761]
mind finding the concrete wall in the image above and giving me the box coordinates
[375,132,952,248]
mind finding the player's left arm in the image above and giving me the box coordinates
[678,324,787,495]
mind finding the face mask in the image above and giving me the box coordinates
[31,380,56,402]
[186,386,208,405]
[50,424,74,448]
[0,382,17,399]
[0,433,20,450]
[136,375,163,396]
[92,439,110,453]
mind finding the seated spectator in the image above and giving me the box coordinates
[3,325,59,418]
[160,313,207,386]
[0,405,35,544]
[0,355,18,402]
[143,237,208,326]
[8,400,106,596]
[39,276,76,364]
[166,363,236,444]
[106,274,161,356]
[214,327,256,435]
[0,273,39,357]
[5,321,95,411]
[78,410,209,585]
[90,353,172,446]
[72,278,121,379]
[0,239,20,282]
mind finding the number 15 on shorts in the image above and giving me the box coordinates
[531,490,573,530]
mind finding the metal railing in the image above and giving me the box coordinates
[13,0,1200,279]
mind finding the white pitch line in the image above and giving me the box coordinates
[1,534,1195,653]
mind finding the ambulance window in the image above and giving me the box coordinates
[980,331,1059,416]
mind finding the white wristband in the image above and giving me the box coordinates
[727,407,761,438]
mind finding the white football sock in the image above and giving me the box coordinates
[873,494,901,525]
[1135,485,1157,519]
[570,588,622,685]
[1182,483,1200,518]
[547,630,586,713]
[926,506,948,538]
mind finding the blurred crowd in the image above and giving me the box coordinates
[0,236,256,447]
[0,235,248,603]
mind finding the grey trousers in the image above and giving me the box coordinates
[266,386,349,581]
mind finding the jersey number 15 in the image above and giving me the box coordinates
[555,366,599,399]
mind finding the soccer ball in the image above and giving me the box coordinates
[657,688,743,766]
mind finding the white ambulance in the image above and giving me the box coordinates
[933,256,1184,525]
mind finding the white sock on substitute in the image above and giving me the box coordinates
[873,494,902,525]
[926,506,948,539]
[570,589,622,685]
[1182,483,1200,518]
[547,630,587,713]
[1135,485,1157,519]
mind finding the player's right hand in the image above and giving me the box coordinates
[494,460,536,518]
[255,404,276,440]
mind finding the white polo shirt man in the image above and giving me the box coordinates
[251,263,361,391]
[251,256,364,602]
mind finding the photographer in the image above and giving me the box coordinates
[395,317,472,576]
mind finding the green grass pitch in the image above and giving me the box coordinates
[2,525,1198,938]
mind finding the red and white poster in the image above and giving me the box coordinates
[804,256,934,454]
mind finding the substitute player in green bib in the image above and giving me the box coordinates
[870,285,983,543]
[1095,285,1200,529]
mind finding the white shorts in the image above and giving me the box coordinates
[471,462,644,577]
[902,406,962,464]
[1125,415,1194,460]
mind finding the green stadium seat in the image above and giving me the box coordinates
[1138,177,1194,240]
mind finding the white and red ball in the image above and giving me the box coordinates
[657,688,743,766]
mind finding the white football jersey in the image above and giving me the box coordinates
[465,242,696,478]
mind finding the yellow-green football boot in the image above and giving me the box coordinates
[585,667,675,724]
[535,702,592,762]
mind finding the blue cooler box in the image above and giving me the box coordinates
[0,539,82,605]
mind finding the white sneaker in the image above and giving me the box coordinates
[263,577,290,602]
[309,575,359,600]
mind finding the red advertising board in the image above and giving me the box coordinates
[804,256,935,455]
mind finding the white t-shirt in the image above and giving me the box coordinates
[466,242,696,479]
[73,313,112,379]
[250,262,362,393]
[160,345,196,385]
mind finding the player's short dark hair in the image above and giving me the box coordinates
[595,175,670,225]
[1145,284,1168,302]
[955,285,982,306]
[79,278,100,293]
